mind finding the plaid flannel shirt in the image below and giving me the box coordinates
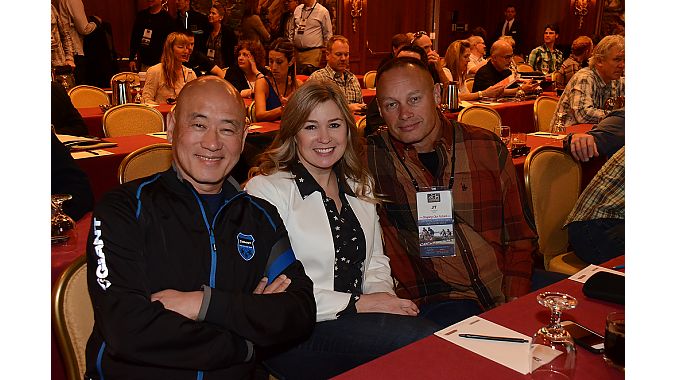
[528,44,563,73]
[565,147,625,226]
[364,111,537,307]
[551,67,625,129]
[308,65,364,103]
[555,57,582,90]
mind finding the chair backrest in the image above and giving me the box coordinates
[356,116,367,137]
[517,63,534,72]
[52,256,93,380]
[457,105,502,134]
[68,85,111,108]
[247,101,257,123]
[524,146,582,269]
[118,143,173,184]
[102,103,165,137]
[533,96,559,132]
[363,70,377,89]
[110,72,141,88]
[465,78,474,93]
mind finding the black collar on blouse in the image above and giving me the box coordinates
[289,161,355,200]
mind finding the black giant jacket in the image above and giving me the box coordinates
[84,169,316,379]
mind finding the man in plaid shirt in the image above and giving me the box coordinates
[308,35,366,112]
[364,57,537,326]
[551,34,625,130]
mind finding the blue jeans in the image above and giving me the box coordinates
[263,313,439,379]
[567,219,625,265]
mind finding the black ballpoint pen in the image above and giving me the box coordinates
[458,334,528,343]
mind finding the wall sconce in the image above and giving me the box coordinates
[572,0,594,29]
[351,0,363,32]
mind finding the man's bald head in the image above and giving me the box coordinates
[175,76,245,122]
[490,40,512,57]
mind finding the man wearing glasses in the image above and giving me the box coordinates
[473,39,538,96]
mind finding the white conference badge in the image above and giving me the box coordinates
[142,29,153,46]
[416,187,455,258]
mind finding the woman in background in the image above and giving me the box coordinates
[246,80,438,379]
[254,38,302,121]
[240,0,270,45]
[224,40,268,99]
[444,39,503,101]
[142,32,196,104]
[206,4,237,69]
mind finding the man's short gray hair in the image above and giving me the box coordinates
[589,35,624,68]
[467,35,483,48]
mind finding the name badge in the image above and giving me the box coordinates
[416,187,455,258]
[297,19,306,34]
[141,28,153,46]
[207,49,215,58]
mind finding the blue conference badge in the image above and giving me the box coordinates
[237,233,256,261]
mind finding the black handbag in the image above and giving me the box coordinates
[582,271,625,305]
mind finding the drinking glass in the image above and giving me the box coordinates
[499,126,511,150]
[52,194,76,244]
[530,292,578,379]
[512,132,527,151]
[603,312,625,370]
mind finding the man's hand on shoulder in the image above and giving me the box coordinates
[151,289,204,320]
[569,133,599,162]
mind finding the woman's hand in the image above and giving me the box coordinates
[241,89,253,99]
[356,292,419,316]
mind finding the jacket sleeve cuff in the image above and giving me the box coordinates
[337,293,359,316]
[197,285,211,322]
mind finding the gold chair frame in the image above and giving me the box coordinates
[457,105,502,134]
[363,70,377,89]
[533,95,559,133]
[102,103,165,137]
[67,85,110,108]
[118,143,173,184]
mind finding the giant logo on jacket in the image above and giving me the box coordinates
[237,232,256,261]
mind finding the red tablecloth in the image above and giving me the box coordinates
[78,104,174,137]
[52,212,93,380]
[334,257,625,380]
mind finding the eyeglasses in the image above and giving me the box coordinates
[411,31,428,44]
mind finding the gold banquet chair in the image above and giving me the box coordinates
[465,78,474,93]
[517,63,534,72]
[247,101,257,123]
[102,103,165,137]
[118,143,173,184]
[52,256,93,380]
[533,96,559,132]
[110,71,141,88]
[457,105,502,134]
[363,70,377,89]
[524,146,588,275]
[68,85,111,108]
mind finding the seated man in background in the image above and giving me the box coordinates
[564,147,625,265]
[411,30,449,86]
[551,34,624,129]
[555,36,593,92]
[309,35,366,112]
[564,108,624,162]
[51,81,89,137]
[364,58,537,327]
[84,76,315,379]
[473,39,539,96]
[527,23,563,75]
[377,32,415,69]
[466,35,487,79]
[184,31,224,77]
[51,132,93,221]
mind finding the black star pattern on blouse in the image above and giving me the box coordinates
[290,161,366,315]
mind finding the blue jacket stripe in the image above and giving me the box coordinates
[135,174,161,219]
[196,370,204,380]
[266,248,295,282]
[245,196,277,230]
[96,341,106,379]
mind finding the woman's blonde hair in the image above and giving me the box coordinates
[161,32,191,91]
[249,79,375,202]
[444,39,470,85]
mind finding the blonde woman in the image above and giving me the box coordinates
[444,39,503,101]
[142,32,196,104]
[246,80,437,379]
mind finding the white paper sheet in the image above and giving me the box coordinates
[147,132,168,139]
[435,316,532,374]
[71,150,114,159]
[569,264,625,284]
[56,134,99,144]
[527,132,567,140]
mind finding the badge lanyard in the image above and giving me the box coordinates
[386,126,457,257]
